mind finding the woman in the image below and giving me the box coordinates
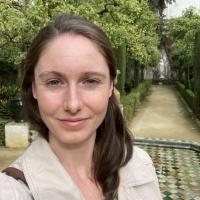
[0,14,162,200]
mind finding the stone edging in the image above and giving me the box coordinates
[134,137,200,152]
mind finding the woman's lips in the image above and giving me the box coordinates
[58,118,89,129]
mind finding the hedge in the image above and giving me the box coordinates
[122,80,151,121]
[0,86,21,145]
[175,81,195,111]
[0,86,20,119]
[0,118,11,146]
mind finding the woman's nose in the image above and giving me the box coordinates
[63,85,82,114]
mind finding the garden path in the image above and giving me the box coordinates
[129,85,200,142]
[0,147,24,170]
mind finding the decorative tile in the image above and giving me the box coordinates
[136,144,200,200]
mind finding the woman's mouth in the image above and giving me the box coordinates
[58,117,89,129]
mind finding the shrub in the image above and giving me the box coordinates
[122,80,151,121]
[0,86,20,100]
[0,60,18,86]
[122,92,140,121]
[0,86,20,119]
[185,89,195,109]
[175,81,195,111]
[0,118,11,146]
[136,80,152,101]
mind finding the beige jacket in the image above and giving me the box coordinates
[0,137,162,200]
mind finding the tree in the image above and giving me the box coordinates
[0,0,160,94]
[166,7,200,88]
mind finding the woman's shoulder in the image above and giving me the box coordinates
[119,146,162,199]
[120,146,157,186]
[0,172,33,200]
[131,146,153,164]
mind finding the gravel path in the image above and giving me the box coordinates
[129,85,200,142]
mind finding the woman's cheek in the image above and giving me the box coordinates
[83,92,110,112]
[37,93,62,114]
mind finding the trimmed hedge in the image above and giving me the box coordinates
[0,118,11,146]
[122,80,151,121]
[175,81,195,111]
[0,86,20,119]
[0,86,20,100]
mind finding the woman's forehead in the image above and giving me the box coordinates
[34,34,110,77]
[40,34,103,58]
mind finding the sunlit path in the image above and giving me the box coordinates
[0,147,24,170]
[130,85,200,142]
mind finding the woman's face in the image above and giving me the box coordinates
[32,34,113,147]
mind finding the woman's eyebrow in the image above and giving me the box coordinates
[38,71,64,79]
[37,71,107,80]
[82,72,107,79]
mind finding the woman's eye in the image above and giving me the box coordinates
[46,79,61,86]
[84,79,100,85]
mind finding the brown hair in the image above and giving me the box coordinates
[22,13,133,199]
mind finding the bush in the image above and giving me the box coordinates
[135,80,152,101]
[0,86,20,119]
[0,86,20,100]
[0,60,18,86]
[122,80,151,121]
[176,81,185,91]
[122,92,140,121]
[0,101,11,119]
[185,89,195,109]
[175,81,195,111]
[0,118,11,146]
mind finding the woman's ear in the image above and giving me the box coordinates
[32,82,37,99]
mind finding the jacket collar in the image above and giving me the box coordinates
[12,137,85,200]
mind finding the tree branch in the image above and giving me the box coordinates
[98,1,118,16]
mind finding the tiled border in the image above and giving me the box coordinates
[134,137,200,152]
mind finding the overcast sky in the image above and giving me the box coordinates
[164,0,200,18]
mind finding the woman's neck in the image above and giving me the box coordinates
[49,134,96,180]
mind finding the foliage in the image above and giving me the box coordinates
[136,80,152,100]
[175,81,195,111]
[0,0,50,65]
[176,81,185,91]
[0,86,20,100]
[193,31,200,119]
[122,91,140,121]
[0,118,11,146]
[0,86,20,119]
[149,0,175,13]
[122,80,151,121]
[0,0,160,71]
[166,7,200,73]
[0,101,11,119]
[166,7,200,119]
[0,59,18,86]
